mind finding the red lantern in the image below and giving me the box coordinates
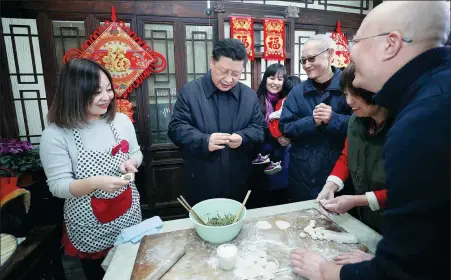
[330,21,350,68]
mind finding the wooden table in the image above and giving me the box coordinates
[0,225,66,280]
[102,200,382,280]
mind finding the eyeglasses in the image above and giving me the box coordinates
[300,48,330,65]
[348,32,413,49]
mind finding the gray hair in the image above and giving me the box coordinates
[305,34,337,51]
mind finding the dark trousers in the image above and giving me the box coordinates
[80,258,105,280]
[266,188,289,206]
[261,141,285,162]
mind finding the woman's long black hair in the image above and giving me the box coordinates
[256,63,287,116]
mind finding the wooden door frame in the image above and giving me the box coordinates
[0,19,19,139]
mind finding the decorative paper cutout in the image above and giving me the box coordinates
[63,7,167,99]
[263,18,285,61]
[230,16,255,61]
[116,99,135,122]
[330,21,350,68]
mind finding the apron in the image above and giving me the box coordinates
[64,121,142,253]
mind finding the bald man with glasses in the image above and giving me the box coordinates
[279,34,352,202]
[290,1,450,279]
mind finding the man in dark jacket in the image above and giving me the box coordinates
[280,34,352,201]
[290,1,450,280]
[168,38,264,205]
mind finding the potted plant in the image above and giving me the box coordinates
[0,139,42,186]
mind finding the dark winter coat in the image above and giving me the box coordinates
[168,71,264,205]
[279,67,351,201]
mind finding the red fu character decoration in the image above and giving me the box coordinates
[63,7,167,122]
[230,16,255,61]
[263,18,286,61]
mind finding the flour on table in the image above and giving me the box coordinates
[206,256,219,270]
[256,220,272,230]
[263,272,275,280]
[266,260,279,271]
[234,268,249,279]
[247,244,257,252]
[319,230,358,244]
[234,244,280,280]
[255,250,267,258]
[275,220,291,230]
[257,257,267,266]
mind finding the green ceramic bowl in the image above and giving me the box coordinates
[189,198,247,244]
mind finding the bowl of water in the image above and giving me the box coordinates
[189,198,247,244]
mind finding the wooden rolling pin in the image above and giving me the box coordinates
[145,247,186,280]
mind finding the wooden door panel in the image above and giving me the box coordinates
[147,158,185,220]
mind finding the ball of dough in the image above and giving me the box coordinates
[308,220,316,228]
[299,232,307,238]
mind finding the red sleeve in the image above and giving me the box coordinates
[330,138,349,181]
[373,189,387,209]
[269,120,282,139]
[275,98,285,111]
[268,98,286,139]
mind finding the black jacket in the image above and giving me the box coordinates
[341,47,450,280]
[168,71,264,205]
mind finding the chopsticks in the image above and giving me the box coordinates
[177,196,207,225]
[233,190,251,223]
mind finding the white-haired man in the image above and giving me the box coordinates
[290,1,450,279]
[280,34,352,202]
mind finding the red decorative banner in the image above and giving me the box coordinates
[116,99,134,122]
[230,16,255,61]
[263,18,285,61]
[330,20,350,68]
[63,7,167,99]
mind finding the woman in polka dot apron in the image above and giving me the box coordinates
[40,58,142,280]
